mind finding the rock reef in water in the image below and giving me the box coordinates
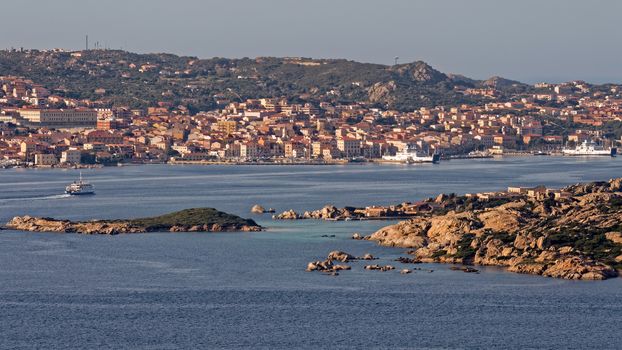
[368,178,622,280]
[272,209,303,220]
[306,251,377,273]
[6,208,262,235]
[251,205,275,214]
[273,205,371,220]
[251,205,266,214]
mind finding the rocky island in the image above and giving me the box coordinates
[366,178,622,280]
[5,208,262,235]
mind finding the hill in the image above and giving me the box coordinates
[0,49,532,112]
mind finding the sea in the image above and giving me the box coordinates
[1,156,621,349]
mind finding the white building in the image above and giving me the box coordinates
[18,109,97,128]
[240,142,260,159]
[34,153,58,166]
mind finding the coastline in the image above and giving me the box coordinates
[2,153,618,170]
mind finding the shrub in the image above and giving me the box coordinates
[432,250,447,259]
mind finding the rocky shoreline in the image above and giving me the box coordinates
[272,205,414,220]
[366,178,622,280]
[5,208,262,235]
[302,178,622,280]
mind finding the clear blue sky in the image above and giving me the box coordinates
[2,0,621,83]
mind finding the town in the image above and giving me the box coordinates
[0,51,621,168]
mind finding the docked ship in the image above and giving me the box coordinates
[382,146,441,163]
[65,172,95,195]
[562,140,617,157]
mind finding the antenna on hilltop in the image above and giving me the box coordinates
[394,56,399,66]
[86,35,89,50]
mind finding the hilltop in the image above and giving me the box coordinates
[0,49,532,112]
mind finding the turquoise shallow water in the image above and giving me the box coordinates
[1,157,621,349]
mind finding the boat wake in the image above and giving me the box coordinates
[0,194,72,202]
[41,194,72,200]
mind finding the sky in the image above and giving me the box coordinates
[2,0,621,84]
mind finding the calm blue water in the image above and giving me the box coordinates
[1,157,621,349]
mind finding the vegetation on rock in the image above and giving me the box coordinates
[368,178,622,280]
[6,208,261,234]
[127,208,259,231]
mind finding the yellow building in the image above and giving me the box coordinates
[216,120,237,135]
[20,141,38,154]
[337,138,361,157]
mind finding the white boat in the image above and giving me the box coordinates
[562,140,617,157]
[383,146,440,163]
[65,172,95,195]
[532,150,550,156]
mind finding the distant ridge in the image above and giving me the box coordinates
[0,49,533,111]
[482,76,525,88]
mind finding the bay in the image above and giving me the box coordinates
[1,156,621,349]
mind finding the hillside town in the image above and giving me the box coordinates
[1,64,622,167]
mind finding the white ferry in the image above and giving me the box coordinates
[383,146,440,163]
[65,172,95,195]
[562,140,617,157]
